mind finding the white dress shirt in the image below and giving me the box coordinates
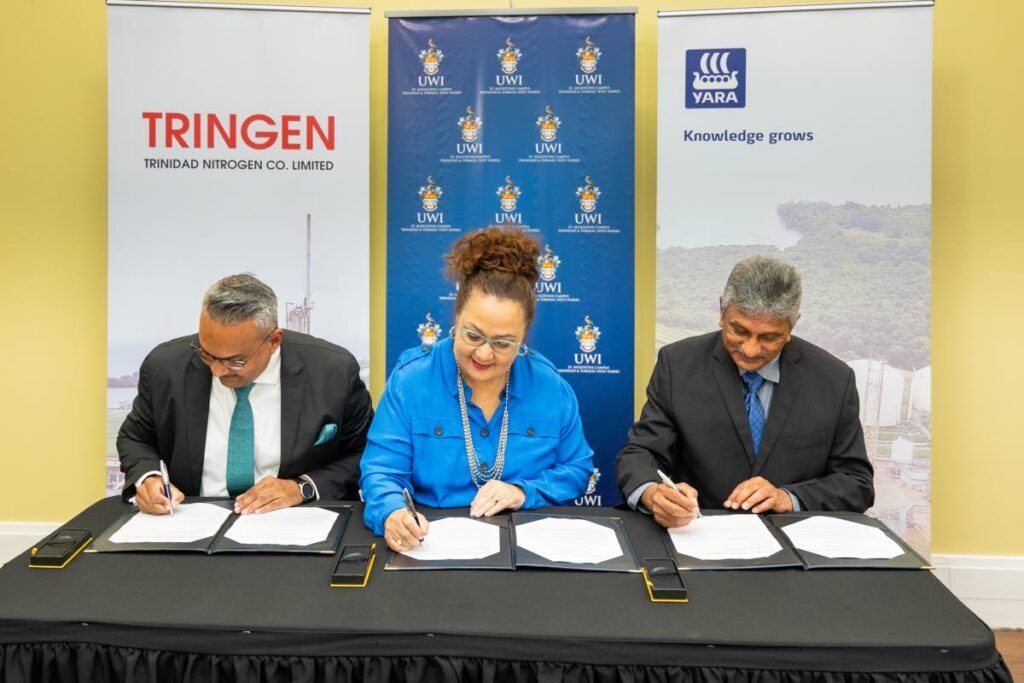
[200,348,283,497]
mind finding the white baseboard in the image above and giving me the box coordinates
[0,522,62,568]
[932,554,1024,628]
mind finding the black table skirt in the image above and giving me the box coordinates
[0,642,1012,683]
[0,498,1011,683]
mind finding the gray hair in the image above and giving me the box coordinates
[202,273,278,332]
[721,256,802,327]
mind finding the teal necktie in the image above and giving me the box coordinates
[226,384,255,496]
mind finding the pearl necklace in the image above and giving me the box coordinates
[455,361,510,488]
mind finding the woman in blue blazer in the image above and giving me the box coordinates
[360,228,594,550]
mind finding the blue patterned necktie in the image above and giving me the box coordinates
[741,371,766,456]
[226,384,255,496]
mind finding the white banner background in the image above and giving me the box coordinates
[657,4,932,554]
[106,4,370,496]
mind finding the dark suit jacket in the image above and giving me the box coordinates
[616,331,873,512]
[118,330,373,501]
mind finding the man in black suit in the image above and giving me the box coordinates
[118,273,372,515]
[616,256,873,528]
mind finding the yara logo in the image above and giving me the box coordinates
[686,48,746,109]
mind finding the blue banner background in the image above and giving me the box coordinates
[387,13,635,506]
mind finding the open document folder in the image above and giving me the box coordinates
[385,515,513,570]
[89,502,350,555]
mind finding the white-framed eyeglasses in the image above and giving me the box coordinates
[453,326,526,356]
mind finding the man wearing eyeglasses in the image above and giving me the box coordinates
[117,273,373,515]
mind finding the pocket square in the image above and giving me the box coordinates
[314,423,338,446]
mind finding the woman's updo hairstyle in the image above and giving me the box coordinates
[445,227,541,328]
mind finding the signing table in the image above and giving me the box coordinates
[0,498,1010,682]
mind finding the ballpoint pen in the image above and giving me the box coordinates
[402,488,424,541]
[160,460,175,516]
[656,469,701,519]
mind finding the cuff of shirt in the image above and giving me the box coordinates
[129,470,163,505]
[782,489,802,512]
[627,482,657,513]
[299,474,321,501]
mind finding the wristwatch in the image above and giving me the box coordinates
[297,477,316,503]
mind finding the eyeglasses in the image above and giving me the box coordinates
[191,335,272,371]
[456,326,524,356]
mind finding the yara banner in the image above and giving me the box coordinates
[657,3,933,553]
[387,11,636,506]
[106,3,370,495]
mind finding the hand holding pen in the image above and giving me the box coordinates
[135,463,184,515]
[640,469,701,529]
[383,488,430,552]
[160,461,176,516]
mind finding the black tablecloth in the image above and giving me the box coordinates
[0,497,1011,682]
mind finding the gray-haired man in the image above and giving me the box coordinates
[118,274,373,515]
[616,256,873,528]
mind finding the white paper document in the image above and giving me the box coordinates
[515,517,624,564]
[668,514,783,560]
[399,517,500,561]
[781,516,905,560]
[223,507,339,547]
[109,503,232,544]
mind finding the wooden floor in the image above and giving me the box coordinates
[995,630,1023,680]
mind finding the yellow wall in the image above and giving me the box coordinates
[1,0,1020,555]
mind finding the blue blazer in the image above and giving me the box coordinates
[360,337,594,535]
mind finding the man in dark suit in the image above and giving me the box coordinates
[118,273,373,515]
[616,256,873,528]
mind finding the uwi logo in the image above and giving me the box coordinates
[417,176,443,223]
[536,244,562,294]
[495,176,522,224]
[496,37,523,85]
[535,105,562,154]
[575,467,603,505]
[575,176,601,223]
[574,315,602,364]
[457,106,482,153]
[417,313,442,346]
[577,35,598,77]
[685,48,746,108]
[418,39,445,86]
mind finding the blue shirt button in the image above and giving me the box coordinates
[527,427,536,436]
[480,461,490,472]
[480,428,489,437]
[434,426,443,436]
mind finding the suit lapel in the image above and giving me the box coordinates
[184,350,212,493]
[711,337,757,469]
[753,342,804,476]
[280,339,305,468]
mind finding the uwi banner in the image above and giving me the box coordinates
[657,3,932,553]
[106,3,370,496]
[387,11,636,506]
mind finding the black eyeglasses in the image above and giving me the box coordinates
[190,335,272,370]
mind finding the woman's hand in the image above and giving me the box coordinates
[470,480,525,518]
[383,508,429,552]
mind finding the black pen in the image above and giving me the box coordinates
[402,487,424,541]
